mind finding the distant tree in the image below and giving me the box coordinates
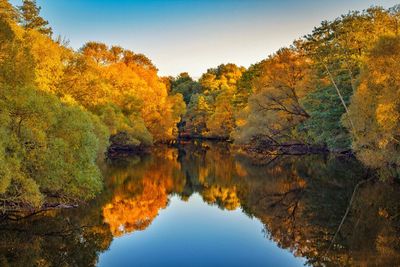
[207,91,235,138]
[19,0,52,35]
[182,64,244,138]
[233,62,262,110]
[123,50,157,71]
[80,42,110,65]
[185,94,212,136]
[171,72,202,104]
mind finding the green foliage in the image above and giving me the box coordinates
[185,94,212,136]
[95,104,153,146]
[170,72,202,104]
[302,83,352,150]
[233,62,262,110]
[0,5,110,209]
[299,7,400,150]
[1,0,400,213]
[0,86,107,209]
[180,64,245,138]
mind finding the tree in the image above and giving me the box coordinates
[0,10,109,210]
[170,72,202,104]
[0,85,108,210]
[123,50,157,71]
[0,8,35,88]
[346,36,400,179]
[184,94,212,137]
[207,91,235,138]
[234,48,313,145]
[181,64,245,139]
[233,62,262,110]
[60,42,186,143]
[19,0,52,36]
[300,7,400,150]
[80,42,110,65]
[200,63,245,95]
[26,29,72,93]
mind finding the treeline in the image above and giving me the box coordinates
[0,0,185,211]
[169,6,400,180]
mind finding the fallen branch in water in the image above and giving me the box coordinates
[1,202,80,222]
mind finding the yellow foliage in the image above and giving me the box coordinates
[347,36,400,178]
[202,185,240,211]
[234,48,312,144]
[26,30,71,93]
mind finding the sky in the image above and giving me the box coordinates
[9,0,400,78]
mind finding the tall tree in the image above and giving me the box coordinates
[19,0,52,35]
[300,7,400,150]
[346,36,400,179]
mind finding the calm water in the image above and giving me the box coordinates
[1,142,399,266]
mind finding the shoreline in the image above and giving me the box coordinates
[1,140,355,217]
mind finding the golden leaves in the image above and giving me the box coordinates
[103,179,168,237]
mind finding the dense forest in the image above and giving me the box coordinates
[0,0,399,211]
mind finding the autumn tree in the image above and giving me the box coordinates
[199,63,245,95]
[207,91,235,139]
[300,7,400,150]
[234,47,313,145]
[346,36,400,179]
[181,64,244,139]
[0,7,108,211]
[0,0,19,22]
[26,29,72,93]
[58,42,186,144]
[184,94,212,137]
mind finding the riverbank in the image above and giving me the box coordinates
[0,139,358,217]
[232,142,354,164]
[0,198,81,222]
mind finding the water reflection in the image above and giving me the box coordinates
[0,142,399,266]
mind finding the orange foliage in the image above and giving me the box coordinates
[103,179,168,237]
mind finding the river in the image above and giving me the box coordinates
[0,142,399,266]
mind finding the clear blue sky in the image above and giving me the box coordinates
[9,0,399,77]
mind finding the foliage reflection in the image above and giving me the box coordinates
[0,142,399,266]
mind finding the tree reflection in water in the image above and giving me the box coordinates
[0,142,399,266]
